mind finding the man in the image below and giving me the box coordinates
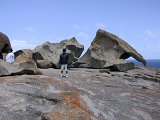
[0,50,3,60]
[59,49,69,77]
[6,49,15,63]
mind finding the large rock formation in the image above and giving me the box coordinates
[0,32,12,53]
[14,49,53,69]
[0,60,41,76]
[14,49,34,62]
[80,29,146,68]
[34,37,84,68]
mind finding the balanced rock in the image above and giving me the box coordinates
[0,60,41,76]
[34,37,84,68]
[0,32,12,53]
[80,29,146,68]
[14,49,34,62]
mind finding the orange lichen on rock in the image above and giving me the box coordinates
[43,93,93,120]
[132,93,153,101]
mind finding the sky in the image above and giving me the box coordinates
[0,0,160,59]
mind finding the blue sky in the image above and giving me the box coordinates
[0,0,160,59]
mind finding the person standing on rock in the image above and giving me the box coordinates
[59,49,69,77]
[6,49,15,63]
[0,50,3,60]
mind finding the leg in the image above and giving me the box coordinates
[65,64,68,77]
[61,64,65,77]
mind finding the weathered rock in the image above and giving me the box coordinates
[72,61,90,68]
[36,60,52,69]
[72,61,84,67]
[32,51,44,61]
[14,49,34,62]
[0,75,96,120]
[0,60,41,76]
[109,62,135,72]
[33,53,52,69]
[80,29,146,68]
[60,38,84,58]
[34,37,84,68]
[14,49,50,69]
[0,67,160,120]
[0,32,12,53]
[99,69,110,74]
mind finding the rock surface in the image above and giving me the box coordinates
[36,60,52,69]
[14,49,34,62]
[0,66,160,120]
[34,37,84,68]
[32,51,51,69]
[0,32,12,53]
[80,29,146,68]
[109,62,135,72]
[0,60,41,76]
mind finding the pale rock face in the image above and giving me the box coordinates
[80,29,146,68]
[33,37,84,68]
[0,32,13,53]
[0,60,41,76]
[14,49,34,62]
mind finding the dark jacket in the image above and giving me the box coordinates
[0,51,3,60]
[60,53,69,64]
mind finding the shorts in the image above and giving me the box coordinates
[61,64,68,72]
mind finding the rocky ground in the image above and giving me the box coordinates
[0,66,160,120]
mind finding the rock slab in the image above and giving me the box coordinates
[0,60,41,76]
[34,37,84,68]
[0,32,13,53]
[109,62,135,72]
[80,29,146,68]
[0,66,160,120]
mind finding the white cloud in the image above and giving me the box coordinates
[144,37,149,41]
[95,22,106,29]
[76,32,89,40]
[73,24,89,31]
[146,45,160,53]
[142,43,160,59]
[25,27,35,32]
[145,30,160,38]
[131,44,135,48]
[11,39,35,52]
[158,44,160,49]
[158,44,160,52]
[13,39,26,43]
[73,25,81,30]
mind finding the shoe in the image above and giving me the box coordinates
[60,74,63,77]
